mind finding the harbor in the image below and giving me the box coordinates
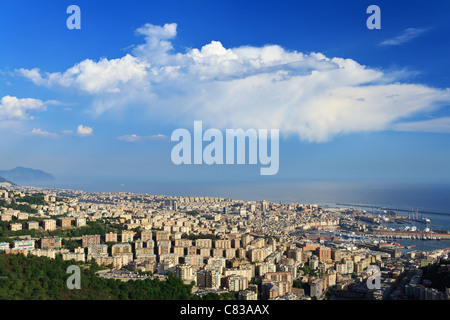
[310,203,450,254]
[336,203,450,217]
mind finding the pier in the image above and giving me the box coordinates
[372,229,450,240]
[349,210,430,225]
[336,203,450,217]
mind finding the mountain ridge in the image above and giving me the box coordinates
[0,167,55,183]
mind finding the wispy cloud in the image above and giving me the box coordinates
[30,126,97,138]
[30,128,59,138]
[392,117,450,133]
[117,133,168,142]
[379,27,430,46]
[117,134,141,142]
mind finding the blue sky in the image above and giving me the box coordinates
[1,0,450,192]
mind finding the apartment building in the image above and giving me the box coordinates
[40,237,62,250]
[82,235,101,248]
[75,217,86,227]
[310,278,323,298]
[157,241,171,255]
[224,275,248,292]
[215,239,232,249]
[111,243,132,255]
[196,239,212,248]
[197,270,221,288]
[13,239,35,250]
[176,264,195,283]
[63,252,85,262]
[121,230,135,243]
[27,221,39,230]
[184,255,204,266]
[42,219,57,231]
[87,244,108,256]
[174,239,192,247]
[141,230,153,242]
[155,231,170,241]
[57,217,73,229]
[105,232,118,243]
[9,223,22,231]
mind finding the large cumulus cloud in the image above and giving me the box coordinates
[16,23,450,142]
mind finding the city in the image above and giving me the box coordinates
[1,1,449,316]
[1,181,449,301]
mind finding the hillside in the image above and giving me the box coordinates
[0,176,16,185]
[0,252,194,300]
[0,167,54,183]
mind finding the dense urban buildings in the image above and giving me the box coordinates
[0,183,449,300]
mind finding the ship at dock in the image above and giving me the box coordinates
[408,209,431,224]
[371,227,450,240]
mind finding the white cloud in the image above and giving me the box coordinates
[118,134,142,142]
[17,55,149,94]
[17,23,450,142]
[77,125,93,136]
[133,23,179,65]
[31,128,59,138]
[117,133,168,142]
[379,27,430,46]
[0,95,47,121]
[149,133,168,140]
[392,117,450,133]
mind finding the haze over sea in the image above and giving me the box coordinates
[39,179,450,227]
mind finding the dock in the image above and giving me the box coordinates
[336,203,450,217]
[372,229,450,240]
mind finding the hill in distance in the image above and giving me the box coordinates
[0,167,55,183]
[0,176,17,185]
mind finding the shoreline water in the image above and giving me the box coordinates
[30,180,450,207]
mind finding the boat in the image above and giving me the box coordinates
[421,216,431,224]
